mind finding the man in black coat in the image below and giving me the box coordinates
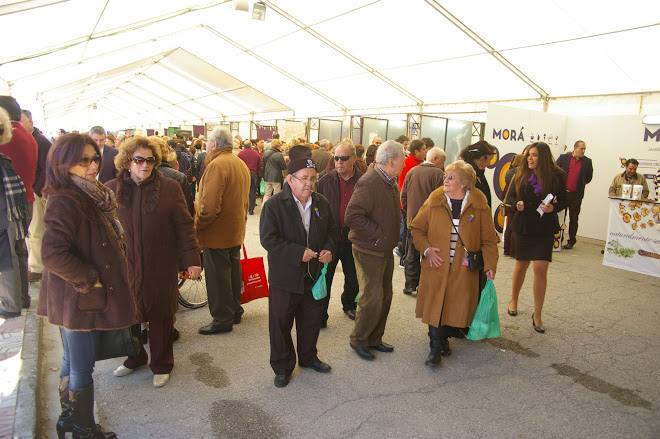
[259,148,337,388]
[316,142,362,325]
[89,126,118,183]
[556,140,593,249]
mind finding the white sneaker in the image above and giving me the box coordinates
[113,365,135,377]
[153,373,170,388]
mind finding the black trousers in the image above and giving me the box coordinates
[269,281,323,376]
[248,173,258,212]
[565,192,583,245]
[322,240,359,320]
[203,247,244,326]
[403,230,420,291]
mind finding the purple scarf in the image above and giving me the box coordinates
[528,173,542,196]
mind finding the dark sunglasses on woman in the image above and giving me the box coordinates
[132,156,156,165]
[79,155,101,166]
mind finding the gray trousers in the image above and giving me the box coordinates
[203,247,244,326]
[0,222,24,313]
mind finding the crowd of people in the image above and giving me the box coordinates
[1,93,658,438]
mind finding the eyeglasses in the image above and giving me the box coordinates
[132,156,156,166]
[78,155,101,167]
[334,155,352,162]
[290,174,317,185]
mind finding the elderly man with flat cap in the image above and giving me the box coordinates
[260,145,338,388]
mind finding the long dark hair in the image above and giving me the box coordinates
[43,133,100,196]
[513,142,559,197]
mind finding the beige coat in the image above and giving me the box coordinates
[410,187,499,328]
[195,149,250,249]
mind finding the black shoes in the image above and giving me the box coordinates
[233,313,243,325]
[171,327,180,342]
[301,359,332,373]
[532,315,546,334]
[351,344,375,361]
[369,342,394,353]
[403,288,416,296]
[344,309,356,320]
[320,319,328,329]
[274,374,290,388]
[198,323,233,335]
[563,242,575,250]
[248,210,254,215]
[425,350,442,367]
[0,310,20,319]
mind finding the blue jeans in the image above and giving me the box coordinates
[60,328,100,391]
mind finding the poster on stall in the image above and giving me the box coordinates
[603,198,660,278]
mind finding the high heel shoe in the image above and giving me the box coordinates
[507,305,518,317]
[532,315,545,334]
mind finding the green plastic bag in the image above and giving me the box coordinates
[259,179,266,196]
[312,264,328,301]
[467,279,501,340]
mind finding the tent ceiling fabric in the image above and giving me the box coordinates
[1,0,658,129]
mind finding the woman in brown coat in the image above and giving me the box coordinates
[38,133,136,439]
[410,160,499,367]
[105,136,200,388]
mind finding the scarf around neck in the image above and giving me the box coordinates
[528,173,542,196]
[70,174,127,257]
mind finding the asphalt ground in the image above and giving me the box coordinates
[38,206,660,438]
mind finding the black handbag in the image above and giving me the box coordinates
[95,325,142,361]
[444,205,484,272]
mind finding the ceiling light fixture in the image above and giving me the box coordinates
[252,1,266,21]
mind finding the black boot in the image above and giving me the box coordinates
[425,326,442,367]
[56,376,73,439]
[438,326,452,356]
[70,385,116,439]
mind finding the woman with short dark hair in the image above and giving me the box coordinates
[106,136,200,388]
[505,142,566,333]
[460,141,497,208]
[38,133,137,438]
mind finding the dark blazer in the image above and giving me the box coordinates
[37,187,138,330]
[98,146,118,183]
[259,184,337,295]
[32,128,52,197]
[316,168,363,242]
[505,169,567,236]
[556,153,593,198]
[106,172,200,321]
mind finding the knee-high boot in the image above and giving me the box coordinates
[438,326,452,356]
[56,376,73,438]
[425,325,442,367]
[69,385,116,439]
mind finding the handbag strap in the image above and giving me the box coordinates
[242,244,248,260]
[443,203,468,253]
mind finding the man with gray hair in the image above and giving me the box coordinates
[89,125,118,183]
[400,146,446,295]
[196,127,251,334]
[345,140,405,360]
[312,139,332,174]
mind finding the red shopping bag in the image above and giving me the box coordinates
[240,244,269,304]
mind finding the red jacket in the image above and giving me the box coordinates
[398,154,422,191]
[0,122,38,202]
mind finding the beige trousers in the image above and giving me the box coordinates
[28,195,45,273]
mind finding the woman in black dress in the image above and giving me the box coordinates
[505,142,566,333]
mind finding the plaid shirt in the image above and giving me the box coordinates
[0,154,28,239]
[376,164,397,187]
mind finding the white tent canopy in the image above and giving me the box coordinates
[1,0,659,131]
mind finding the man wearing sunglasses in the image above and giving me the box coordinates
[317,140,363,326]
[89,125,118,183]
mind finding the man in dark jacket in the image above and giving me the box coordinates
[400,146,445,295]
[261,139,287,203]
[345,140,404,361]
[20,109,51,283]
[556,140,593,249]
[316,141,362,325]
[89,126,118,183]
[260,147,337,388]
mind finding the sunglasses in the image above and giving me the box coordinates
[334,155,352,162]
[79,155,101,166]
[132,156,156,166]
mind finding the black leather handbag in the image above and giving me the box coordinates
[95,325,142,361]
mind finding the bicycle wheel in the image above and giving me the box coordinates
[177,270,208,309]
